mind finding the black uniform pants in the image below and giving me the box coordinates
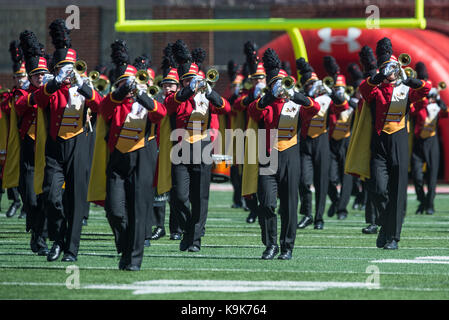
[144,139,158,239]
[230,165,243,206]
[370,129,408,242]
[20,135,46,236]
[105,145,154,268]
[411,135,439,211]
[328,137,353,215]
[299,133,330,223]
[43,133,90,256]
[257,144,299,251]
[7,187,21,203]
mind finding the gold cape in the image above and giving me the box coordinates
[1,99,20,189]
[241,117,259,196]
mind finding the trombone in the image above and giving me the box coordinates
[88,70,100,82]
[136,70,150,85]
[398,53,411,67]
[148,85,160,97]
[438,81,446,92]
[196,68,219,94]
[74,60,87,75]
[344,85,354,97]
[94,78,110,93]
[404,67,417,79]
[154,74,163,88]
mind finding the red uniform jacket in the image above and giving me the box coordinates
[411,96,448,138]
[13,86,39,140]
[248,96,320,154]
[359,77,431,135]
[100,93,167,153]
[33,83,103,141]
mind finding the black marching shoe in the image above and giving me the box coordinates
[314,221,324,230]
[426,207,435,215]
[297,215,313,229]
[150,227,166,240]
[362,224,378,234]
[261,245,279,260]
[47,242,62,262]
[18,210,26,219]
[170,233,182,240]
[125,265,140,271]
[179,241,189,252]
[37,246,49,256]
[6,202,21,218]
[337,212,347,220]
[384,239,399,250]
[327,203,336,217]
[278,249,293,260]
[61,253,77,262]
[188,245,201,252]
[246,212,257,224]
[415,203,425,215]
[376,227,387,248]
[82,218,88,226]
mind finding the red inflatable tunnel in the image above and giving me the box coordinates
[258,28,449,181]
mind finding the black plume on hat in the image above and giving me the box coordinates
[161,43,176,78]
[281,61,292,76]
[133,54,151,71]
[172,39,193,78]
[110,39,130,83]
[358,45,377,76]
[296,57,315,86]
[415,62,428,80]
[191,48,206,70]
[227,60,239,82]
[347,63,364,88]
[244,41,258,75]
[20,30,45,74]
[262,48,281,85]
[323,56,340,78]
[9,40,24,73]
[49,19,71,49]
[375,37,393,68]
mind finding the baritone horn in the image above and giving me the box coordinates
[281,76,295,90]
[136,70,150,85]
[74,60,87,75]
[438,81,447,91]
[88,70,100,82]
[206,69,219,83]
[154,75,163,88]
[345,85,354,97]
[323,76,334,88]
[148,85,160,97]
[398,53,411,67]
[404,67,416,79]
[94,78,110,93]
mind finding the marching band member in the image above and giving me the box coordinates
[98,40,166,270]
[13,30,50,255]
[1,41,26,219]
[246,48,320,259]
[325,56,354,220]
[356,38,431,249]
[410,62,448,215]
[233,41,266,224]
[29,19,103,262]
[165,40,230,252]
[296,58,348,230]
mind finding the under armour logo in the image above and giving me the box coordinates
[317,28,362,53]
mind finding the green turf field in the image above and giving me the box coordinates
[0,188,448,300]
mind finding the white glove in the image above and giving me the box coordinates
[136,83,148,95]
[20,79,30,90]
[72,71,84,88]
[286,87,295,99]
[253,82,266,98]
[55,64,73,84]
[234,85,240,96]
[189,75,203,91]
[206,83,212,95]
[42,73,54,85]
[271,79,282,97]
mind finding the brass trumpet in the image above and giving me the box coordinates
[148,85,160,97]
[438,81,447,91]
[136,70,150,85]
[206,69,219,83]
[88,70,100,82]
[404,67,417,79]
[74,60,87,75]
[323,76,334,88]
[94,78,110,93]
[398,53,411,67]
[345,85,354,97]
[281,76,295,90]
